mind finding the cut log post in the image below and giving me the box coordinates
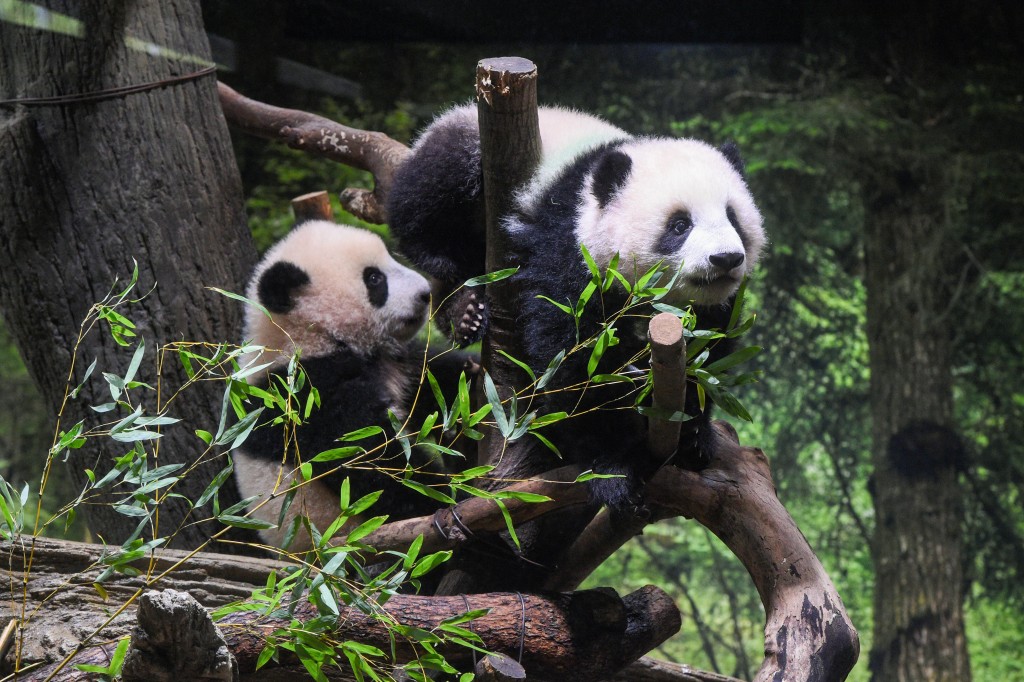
[475,56,542,475]
[291,190,333,224]
[646,312,687,462]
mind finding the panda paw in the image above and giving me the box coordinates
[674,418,715,470]
[445,287,489,346]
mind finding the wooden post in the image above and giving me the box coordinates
[647,312,687,461]
[475,57,541,473]
[290,190,333,223]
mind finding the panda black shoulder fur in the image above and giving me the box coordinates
[387,105,766,512]
[234,220,469,548]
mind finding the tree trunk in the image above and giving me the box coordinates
[864,178,970,681]
[0,1,256,548]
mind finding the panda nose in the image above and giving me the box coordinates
[709,252,745,271]
[418,290,431,305]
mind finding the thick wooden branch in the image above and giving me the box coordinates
[644,422,860,682]
[17,582,679,682]
[217,82,409,223]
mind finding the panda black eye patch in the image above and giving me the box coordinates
[363,266,389,308]
[655,211,694,254]
[258,260,310,314]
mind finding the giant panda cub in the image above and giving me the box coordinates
[234,220,468,549]
[387,104,766,512]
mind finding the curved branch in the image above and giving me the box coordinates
[217,82,409,223]
[644,423,860,682]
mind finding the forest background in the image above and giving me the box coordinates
[0,1,1021,680]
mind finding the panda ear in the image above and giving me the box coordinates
[257,260,311,314]
[719,141,747,177]
[591,149,633,208]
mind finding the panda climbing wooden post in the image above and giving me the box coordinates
[474,58,542,474]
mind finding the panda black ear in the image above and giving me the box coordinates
[257,260,310,314]
[719,141,747,177]
[592,149,632,208]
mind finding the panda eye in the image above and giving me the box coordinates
[667,211,693,237]
[363,267,385,288]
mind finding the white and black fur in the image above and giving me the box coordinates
[234,220,468,548]
[387,105,766,511]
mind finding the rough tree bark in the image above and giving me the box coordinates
[864,176,970,681]
[0,0,256,548]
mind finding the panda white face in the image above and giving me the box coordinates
[575,138,765,306]
[244,221,431,361]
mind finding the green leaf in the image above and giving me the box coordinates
[196,457,234,508]
[218,514,276,530]
[463,267,518,287]
[587,327,618,377]
[591,373,633,384]
[580,242,600,279]
[703,345,762,374]
[495,499,519,549]
[310,446,364,463]
[496,350,536,383]
[70,358,97,399]
[535,294,573,316]
[339,426,385,442]
[400,479,456,505]
[451,465,496,483]
[536,350,565,390]
[210,287,271,318]
[528,411,568,429]
[574,470,625,482]
[215,408,264,450]
[494,491,552,503]
[345,515,387,544]
[410,550,452,578]
[530,431,561,457]
[482,372,511,437]
[123,338,146,387]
